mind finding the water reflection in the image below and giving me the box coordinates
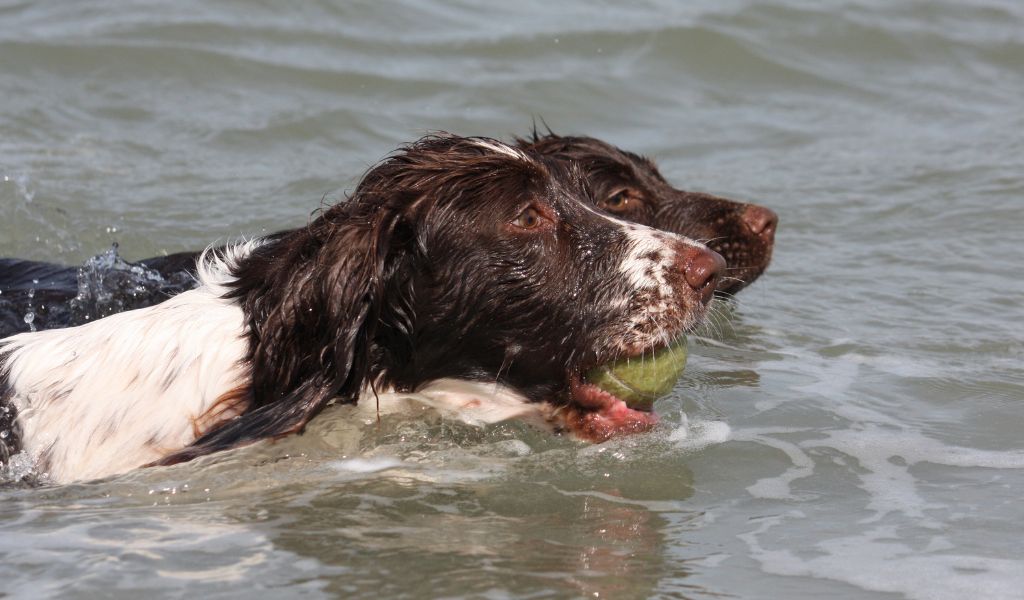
[1,404,704,597]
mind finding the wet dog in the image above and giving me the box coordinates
[1,135,723,482]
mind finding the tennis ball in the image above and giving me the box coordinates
[585,337,688,411]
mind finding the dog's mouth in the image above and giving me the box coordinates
[559,338,687,442]
[563,377,661,442]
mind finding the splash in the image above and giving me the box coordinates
[22,283,36,332]
[69,243,176,323]
[668,414,732,452]
[0,451,44,485]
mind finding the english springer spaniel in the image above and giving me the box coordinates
[0,135,723,483]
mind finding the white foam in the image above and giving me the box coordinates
[668,415,732,451]
[738,421,1024,519]
[734,428,816,500]
[804,424,1024,523]
[330,457,404,474]
[816,425,1024,470]
[742,517,1024,600]
[754,346,940,420]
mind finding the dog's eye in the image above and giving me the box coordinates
[511,207,545,230]
[601,191,632,212]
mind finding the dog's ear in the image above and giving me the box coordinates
[154,196,415,466]
[154,134,533,467]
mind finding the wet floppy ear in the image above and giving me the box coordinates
[153,205,410,466]
[371,217,421,368]
[308,208,410,401]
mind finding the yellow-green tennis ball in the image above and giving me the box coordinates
[585,337,688,411]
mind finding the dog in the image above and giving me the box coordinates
[0,135,724,483]
[0,132,775,338]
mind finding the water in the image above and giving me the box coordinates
[2,1,1023,597]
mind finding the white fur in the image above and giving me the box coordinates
[408,379,553,430]
[0,243,260,482]
[578,201,705,296]
[621,224,677,293]
[609,214,699,303]
[470,138,531,162]
[589,208,711,342]
[347,379,553,431]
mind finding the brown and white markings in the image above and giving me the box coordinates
[519,132,777,295]
[0,135,723,483]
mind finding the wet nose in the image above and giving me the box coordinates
[741,204,778,237]
[682,246,726,305]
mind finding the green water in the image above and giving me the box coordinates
[2,1,1023,598]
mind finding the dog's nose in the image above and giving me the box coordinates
[682,246,725,305]
[741,204,778,237]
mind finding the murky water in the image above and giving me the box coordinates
[2,1,1023,598]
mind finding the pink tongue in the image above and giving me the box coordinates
[564,382,659,442]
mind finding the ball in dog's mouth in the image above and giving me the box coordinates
[565,337,688,442]
[585,338,688,411]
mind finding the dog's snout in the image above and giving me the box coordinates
[681,246,725,305]
[741,204,778,238]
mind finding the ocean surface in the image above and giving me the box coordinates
[2,1,1023,598]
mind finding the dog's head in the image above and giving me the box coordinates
[518,133,777,295]
[360,136,724,441]
[167,135,723,459]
